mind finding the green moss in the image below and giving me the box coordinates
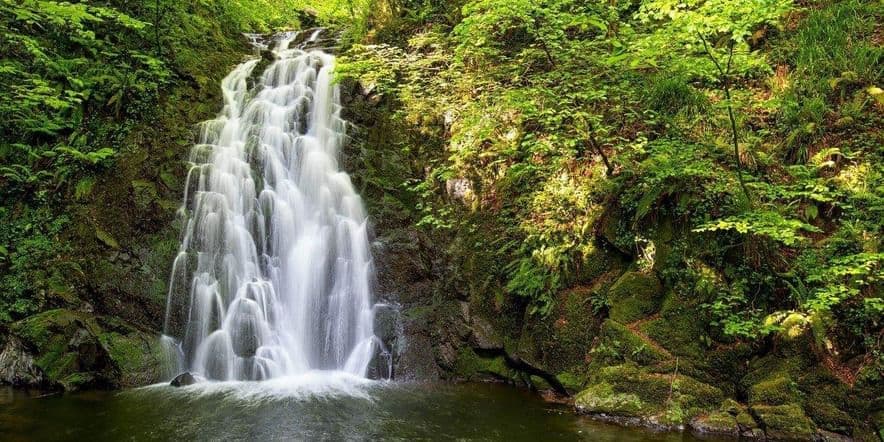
[575,382,645,416]
[575,244,616,283]
[639,314,704,359]
[453,347,510,381]
[799,369,861,435]
[131,180,160,210]
[100,331,163,387]
[581,364,723,421]
[555,371,585,392]
[691,411,739,435]
[748,377,800,406]
[11,309,108,389]
[94,227,120,249]
[741,353,809,394]
[751,404,816,440]
[598,319,667,366]
[606,271,663,323]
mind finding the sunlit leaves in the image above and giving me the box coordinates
[694,210,821,246]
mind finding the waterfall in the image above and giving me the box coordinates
[162,31,379,382]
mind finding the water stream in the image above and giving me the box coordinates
[162,30,380,381]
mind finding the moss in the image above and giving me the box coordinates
[751,404,816,440]
[578,364,724,422]
[799,369,861,435]
[741,353,809,394]
[575,382,645,416]
[453,347,510,381]
[555,371,585,392]
[10,309,164,389]
[748,377,800,406]
[598,319,667,366]
[606,271,663,323]
[521,285,602,374]
[639,315,704,360]
[691,411,739,435]
[130,180,160,210]
[100,331,163,387]
[575,243,616,284]
[11,309,110,390]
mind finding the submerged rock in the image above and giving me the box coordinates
[170,372,197,387]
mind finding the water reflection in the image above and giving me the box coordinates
[1,383,717,441]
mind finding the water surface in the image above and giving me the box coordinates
[1,380,717,441]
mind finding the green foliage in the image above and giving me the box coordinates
[0,208,71,321]
[0,0,303,326]
[694,210,820,247]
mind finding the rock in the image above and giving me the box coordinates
[598,320,667,366]
[575,382,645,417]
[750,404,816,440]
[748,376,798,406]
[170,372,197,387]
[607,271,663,323]
[9,309,164,390]
[0,336,46,387]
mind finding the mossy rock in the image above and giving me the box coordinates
[575,382,645,416]
[521,285,602,374]
[11,309,164,390]
[12,309,114,390]
[741,353,810,394]
[690,411,739,436]
[638,314,704,360]
[555,371,586,392]
[749,376,800,406]
[799,369,862,435]
[577,364,723,423]
[99,331,165,387]
[453,347,510,381]
[598,204,635,256]
[575,243,618,284]
[751,403,816,440]
[607,271,663,323]
[598,320,668,366]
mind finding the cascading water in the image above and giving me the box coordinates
[161,30,381,382]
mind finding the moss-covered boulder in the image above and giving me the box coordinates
[690,399,762,437]
[8,309,164,390]
[575,382,645,416]
[607,272,663,323]
[575,364,724,426]
[751,404,816,440]
[597,320,668,366]
[453,347,511,382]
[748,376,800,406]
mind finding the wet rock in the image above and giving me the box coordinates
[170,372,197,387]
[0,336,46,387]
[8,309,164,390]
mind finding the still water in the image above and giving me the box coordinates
[1,379,717,441]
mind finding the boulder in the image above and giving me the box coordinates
[607,271,663,323]
[0,336,46,387]
[170,372,197,387]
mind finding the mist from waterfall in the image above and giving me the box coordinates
[161,30,380,382]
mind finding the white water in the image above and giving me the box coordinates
[162,31,380,382]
